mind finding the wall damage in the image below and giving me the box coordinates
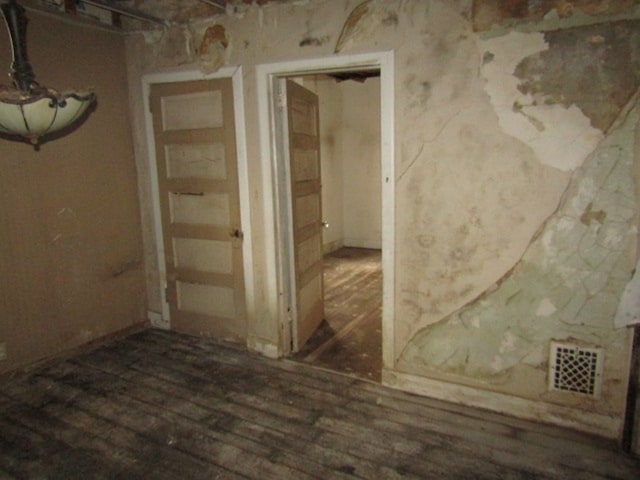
[124,0,639,436]
[514,21,640,133]
[197,24,229,74]
[472,0,640,31]
[401,95,638,413]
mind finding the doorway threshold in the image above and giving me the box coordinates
[291,247,382,382]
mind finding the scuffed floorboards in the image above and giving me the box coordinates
[0,329,638,479]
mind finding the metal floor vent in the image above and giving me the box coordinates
[549,342,604,397]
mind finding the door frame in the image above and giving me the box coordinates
[142,66,254,330]
[256,51,395,367]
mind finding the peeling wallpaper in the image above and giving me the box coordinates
[125,0,639,432]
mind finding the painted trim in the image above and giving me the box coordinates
[256,51,395,358]
[141,66,254,330]
[147,310,168,330]
[384,369,621,439]
[380,52,395,369]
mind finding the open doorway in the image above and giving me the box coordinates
[257,51,394,382]
[283,72,383,382]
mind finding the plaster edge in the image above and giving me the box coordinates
[383,369,621,439]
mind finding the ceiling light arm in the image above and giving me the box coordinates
[1,0,36,91]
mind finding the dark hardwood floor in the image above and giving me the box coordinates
[1,328,639,479]
[293,247,382,381]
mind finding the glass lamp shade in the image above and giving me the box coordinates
[0,86,95,144]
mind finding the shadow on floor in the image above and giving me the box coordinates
[292,247,382,382]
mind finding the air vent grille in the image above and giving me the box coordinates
[549,342,603,397]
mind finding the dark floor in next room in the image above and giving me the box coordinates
[292,247,382,382]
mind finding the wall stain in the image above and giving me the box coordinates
[299,36,329,47]
[382,11,399,26]
[399,96,639,388]
[472,0,640,31]
[514,21,640,133]
[198,24,228,74]
[334,0,399,53]
[108,259,142,278]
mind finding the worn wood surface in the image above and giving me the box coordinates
[293,247,382,381]
[1,328,638,479]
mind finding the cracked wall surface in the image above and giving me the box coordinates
[400,97,639,416]
[124,0,640,434]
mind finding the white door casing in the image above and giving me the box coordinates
[257,52,395,364]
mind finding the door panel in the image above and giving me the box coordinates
[150,78,246,341]
[283,79,324,350]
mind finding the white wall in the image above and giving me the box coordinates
[341,78,381,249]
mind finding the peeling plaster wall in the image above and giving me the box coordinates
[0,13,146,373]
[306,75,381,252]
[125,0,639,435]
[400,97,639,412]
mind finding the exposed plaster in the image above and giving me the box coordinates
[479,30,603,171]
[514,21,640,134]
[400,95,639,412]
[197,24,229,74]
[474,0,640,35]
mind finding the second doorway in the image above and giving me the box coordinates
[288,72,382,381]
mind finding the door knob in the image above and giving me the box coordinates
[322,221,329,228]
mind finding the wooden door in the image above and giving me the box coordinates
[150,78,246,341]
[283,79,324,351]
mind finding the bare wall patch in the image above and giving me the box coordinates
[514,21,640,133]
[198,24,229,74]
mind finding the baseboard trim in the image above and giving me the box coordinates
[247,335,280,358]
[147,310,169,330]
[383,369,621,439]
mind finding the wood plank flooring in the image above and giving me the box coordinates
[1,328,639,479]
[293,247,382,381]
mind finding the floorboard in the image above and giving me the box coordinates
[293,247,382,381]
[1,328,638,479]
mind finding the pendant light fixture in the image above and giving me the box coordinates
[0,0,95,146]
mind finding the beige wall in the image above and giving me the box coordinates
[0,13,145,372]
[310,75,381,253]
[125,0,639,438]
